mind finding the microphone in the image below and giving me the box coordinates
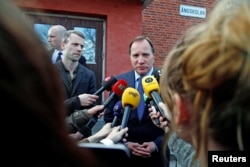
[151,69,162,82]
[111,100,123,127]
[120,87,140,129]
[78,79,128,134]
[142,76,170,123]
[93,76,117,95]
[102,79,128,108]
[149,99,161,125]
[144,96,160,125]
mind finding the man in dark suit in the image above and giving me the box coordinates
[104,36,168,167]
[55,30,99,140]
[48,25,67,63]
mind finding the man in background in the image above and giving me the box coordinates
[55,30,98,140]
[48,25,66,63]
[48,25,86,65]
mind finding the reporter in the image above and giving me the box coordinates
[160,0,250,166]
[148,20,207,167]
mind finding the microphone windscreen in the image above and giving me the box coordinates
[102,76,117,91]
[142,76,160,98]
[112,79,128,96]
[121,87,140,110]
[113,101,123,116]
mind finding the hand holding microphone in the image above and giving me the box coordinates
[79,79,128,133]
[78,76,117,107]
[144,95,160,125]
[142,76,170,123]
[120,87,140,129]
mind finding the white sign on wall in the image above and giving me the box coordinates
[179,4,206,19]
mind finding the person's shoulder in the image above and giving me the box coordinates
[116,70,134,78]
[54,60,63,69]
[79,56,87,66]
[48,48,55,56]
[79,64,95,75]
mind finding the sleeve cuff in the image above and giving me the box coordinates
[100,138,114,146]
[153,142,159,152]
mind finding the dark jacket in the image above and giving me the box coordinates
[55,60,97,116]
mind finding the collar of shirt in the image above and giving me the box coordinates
[134,67,154,90]
[52,49,62,63]
[134,67,154,82]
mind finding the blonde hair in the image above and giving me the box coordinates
[181,0,250,159]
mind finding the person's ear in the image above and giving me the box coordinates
[173,93,190,125]
[61,42,65,50]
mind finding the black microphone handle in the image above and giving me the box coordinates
[111,116,118,128]
[93,87,104,95]
[78,116,97,136]
[151,91,167,119]
[149,100,160,125]
[80,92,116,131]
[85,116,98,129]
[120,105,131,129]
[103,92,115,108]
[78,125,92,137]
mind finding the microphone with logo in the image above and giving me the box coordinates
[111,100,123,127]
[120,87,140,129]
[142,76,170,123]
[93,76,117,95]
[145,69,162,123]
[102,79,127,108]
[78,79,128,135]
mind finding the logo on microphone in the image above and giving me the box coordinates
[104,76,112,82]
[128,91,139,98]
[117,83,127,90]
[144,77,154,83]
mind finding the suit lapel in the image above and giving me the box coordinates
[55,61,72,95]
[71,65,84,96]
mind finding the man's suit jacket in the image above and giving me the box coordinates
[55,60,97,116]
[103,68,166,167]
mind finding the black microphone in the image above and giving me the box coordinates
[111,100,123,127]
[142,76,170,123]
[78,79,128,134]
[144,94,160,125]
[93,76,117,95]
[148,99,161,125]
[120,87,140,129]
[151,68,162,82]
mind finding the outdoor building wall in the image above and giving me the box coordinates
[12,0,143,77]
[13,0,217,79]
[142,0,216,68]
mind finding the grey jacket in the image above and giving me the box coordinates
[168,132,200,167]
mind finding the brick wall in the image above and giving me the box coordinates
[142,0,216,68]
[12,0,143,77]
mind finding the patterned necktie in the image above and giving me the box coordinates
[137,77,144,120]
[56,52,62,62]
